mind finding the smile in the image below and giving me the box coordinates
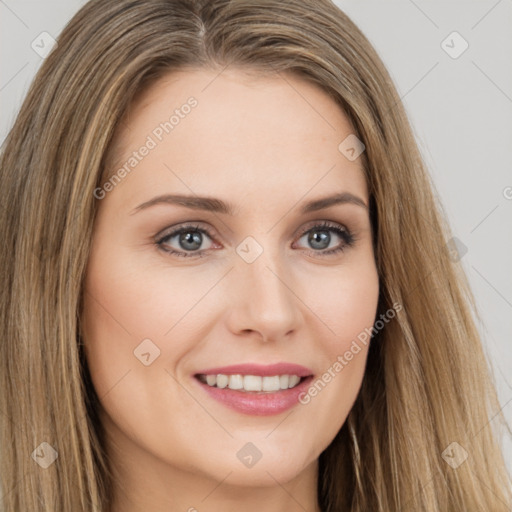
[192,363,315,416]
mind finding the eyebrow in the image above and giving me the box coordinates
[130,191,368,216]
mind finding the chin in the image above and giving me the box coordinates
[200,447,318,487]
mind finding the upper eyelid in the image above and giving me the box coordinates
[295,220,350,236]
[156,222,214,242]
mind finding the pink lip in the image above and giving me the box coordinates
[192,363,315,416]
[195,362,313,377]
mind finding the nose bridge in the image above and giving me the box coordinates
[230,235,301,339]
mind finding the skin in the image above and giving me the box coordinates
[81,68,380,512]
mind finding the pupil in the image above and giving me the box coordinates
[309,230,330,250]
[180,231,202,251]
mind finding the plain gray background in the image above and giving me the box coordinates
[1,0,511,474]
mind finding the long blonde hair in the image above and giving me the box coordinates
[1,0,510,510]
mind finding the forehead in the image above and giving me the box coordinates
[103,68,368,211]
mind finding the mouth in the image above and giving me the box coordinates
[192,363,315,416]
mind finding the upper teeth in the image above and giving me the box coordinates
[200,374,302,392]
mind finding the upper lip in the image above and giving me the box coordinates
[195,363,314,377]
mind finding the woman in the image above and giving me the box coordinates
[0,0,510,511]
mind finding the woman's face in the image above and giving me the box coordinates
[82,68,379,489]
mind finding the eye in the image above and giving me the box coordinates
[156,223,216,258]
[294,221,356,257]
[155,220,356,259]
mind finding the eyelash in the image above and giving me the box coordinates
[155,221,357,259]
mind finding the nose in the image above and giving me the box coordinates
[225,242,304,343]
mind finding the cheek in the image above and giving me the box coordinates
[293,259,379,441]
[301,256,380,349]
[80,242,223,397]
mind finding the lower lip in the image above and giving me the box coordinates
[194,376,314,416]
